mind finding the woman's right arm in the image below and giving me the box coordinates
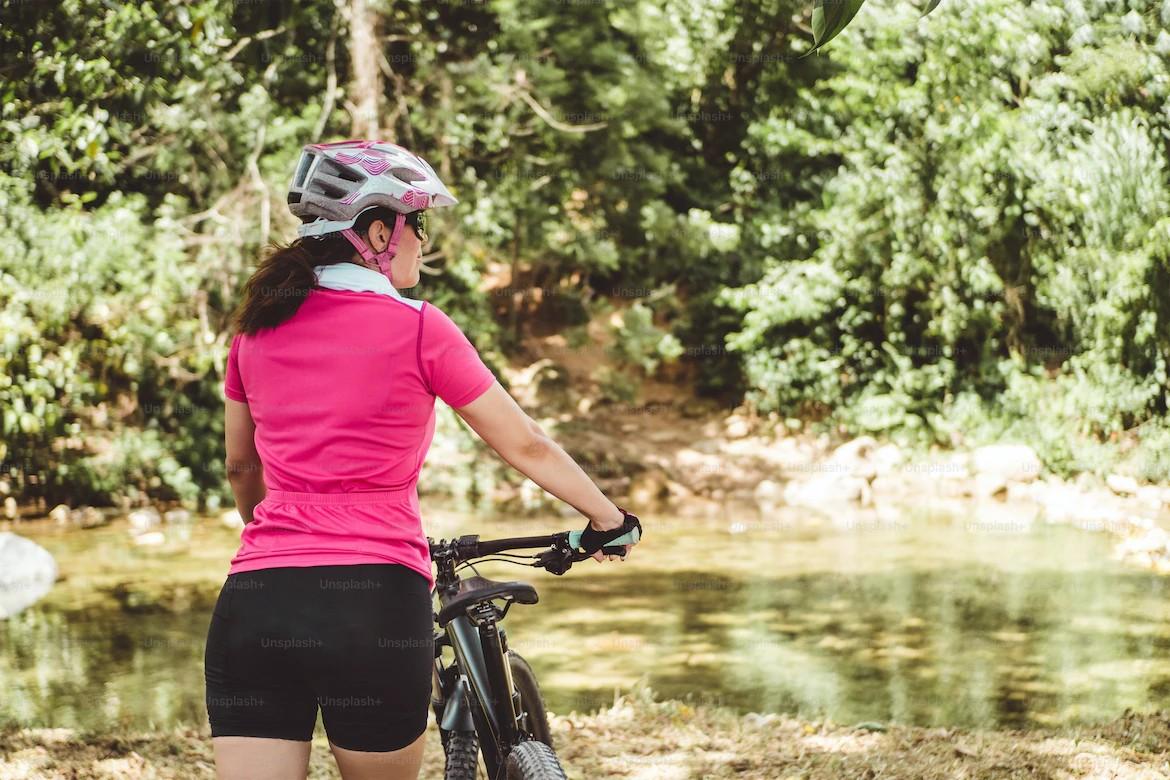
[452,381,626,533]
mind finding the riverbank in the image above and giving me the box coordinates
[3,689,1169,779]
[11,366,1170,578]
[530,394,1170,575]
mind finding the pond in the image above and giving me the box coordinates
[3,503,1170,732]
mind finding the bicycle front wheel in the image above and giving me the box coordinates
[442,730,479,780]
[504,740,568,780]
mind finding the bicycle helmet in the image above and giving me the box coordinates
[287,139,457,278]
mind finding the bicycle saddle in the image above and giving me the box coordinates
[437,576,538,628]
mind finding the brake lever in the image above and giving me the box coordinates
[535,540,580,575]
[534,518,640,574]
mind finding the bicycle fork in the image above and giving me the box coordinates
[434,607,518,776]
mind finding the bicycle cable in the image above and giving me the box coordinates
[472,551,539,564]
[455,555,539,573]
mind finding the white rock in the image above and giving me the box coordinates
[871,444,904,475]
[819,442,878,484]
[870,474,909,498]
[128,507,161,533]
[971,444,1042,483]
[902,454,967,480]
[49,504,70,525]
[1137,485,1163,509]
[132,531,166,547]
[1006,480,1037,502]
[1106,474,1139,497]
[974,473,1008,499]
[220,509,245,530]
[941,453,971,479]
[1127,515,1155,532]
[725,417,752,439]
[163,508,192,525]
[1038,487,1131,532]
[0,532,57,618]
[3,497,16,520]
[854,460,878,483]
[72,506,107,529]
[1115,528,1169,558]
[784,475,869,508]
[754,479,784,508]
[828,436,879,464]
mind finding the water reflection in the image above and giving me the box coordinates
[2,606,213,729]
[2,507,1169,730]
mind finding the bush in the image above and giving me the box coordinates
[717,0,1170,477]
[0,174,230,507]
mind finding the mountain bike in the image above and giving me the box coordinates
[429,515,642,780]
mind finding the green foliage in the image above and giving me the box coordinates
[721,0,1170,477]
[606,301,684,375]
[3,0,1168,508]
[0,172,226,505]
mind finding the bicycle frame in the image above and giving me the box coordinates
[430,539,537,778]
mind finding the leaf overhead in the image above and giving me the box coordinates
[804,0,944,54]
[807,0,866,55]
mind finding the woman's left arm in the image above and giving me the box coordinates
[225,398,265,523]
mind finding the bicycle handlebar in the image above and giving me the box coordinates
[474,533,565,556]
[429,514,643,575]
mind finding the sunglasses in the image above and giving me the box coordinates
[405,210,428,243]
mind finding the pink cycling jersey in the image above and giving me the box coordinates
[223,262,497,587]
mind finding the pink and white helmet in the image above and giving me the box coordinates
[288,139,457,238]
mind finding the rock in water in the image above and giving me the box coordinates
[72,506,108,529]
[828,436,878,465]
[132,531,167,547]
[754,479,783,513]
[128,507,162,533]
[1106,474,1140,497]
[0,532,57,619]
[971,444,1042,483]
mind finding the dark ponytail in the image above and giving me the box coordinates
[231,207,398,335]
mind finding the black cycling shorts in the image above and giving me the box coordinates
[204,563,433,752]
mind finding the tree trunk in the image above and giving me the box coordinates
[348,0,382,138]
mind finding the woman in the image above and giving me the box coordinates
[204,140,640,780]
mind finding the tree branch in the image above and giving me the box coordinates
[222,27,287,62]
[515,89,607,133]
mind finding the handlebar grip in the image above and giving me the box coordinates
[567,526,641,550]
[569,513,642,555]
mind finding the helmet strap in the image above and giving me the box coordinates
[341,212,407,283]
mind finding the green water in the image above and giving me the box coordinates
[3,505,1170,731]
